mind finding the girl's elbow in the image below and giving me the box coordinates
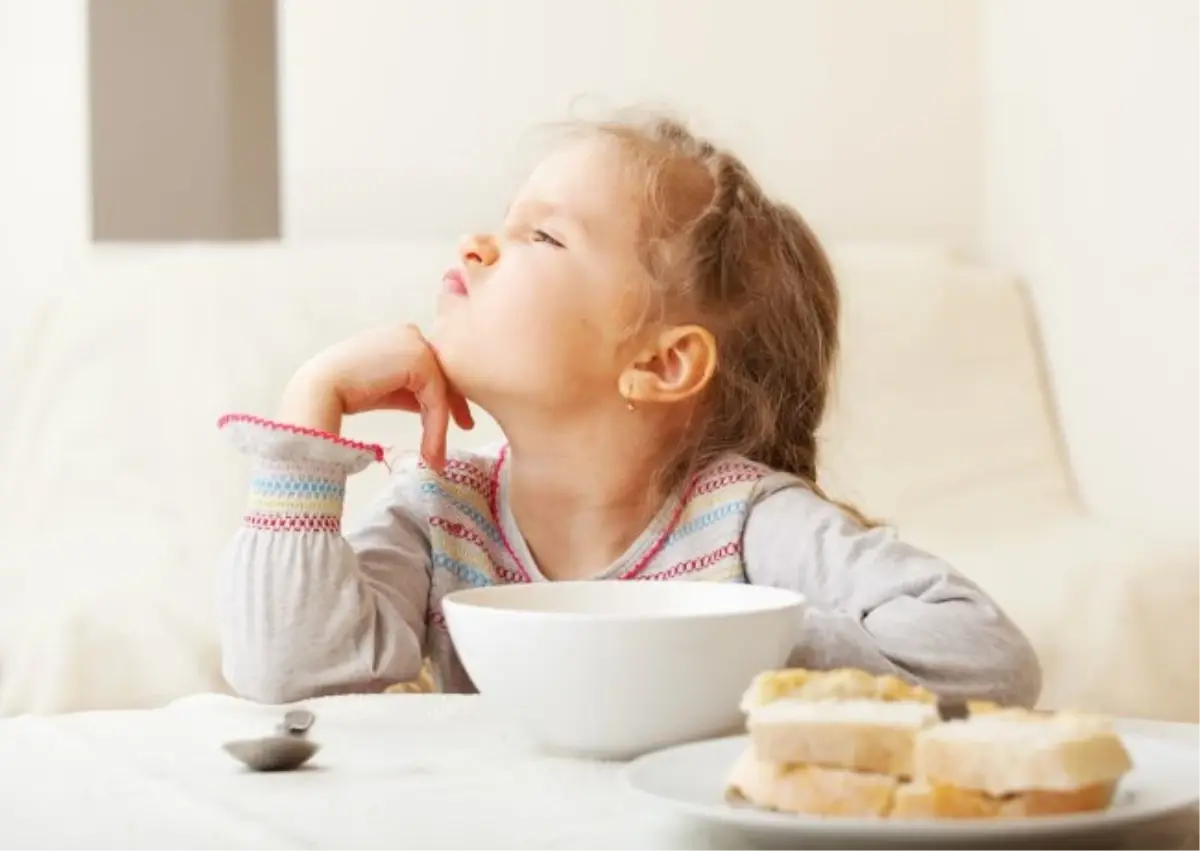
[985,630,1044,709]
[218,628,325,704]
[222,653,314,705]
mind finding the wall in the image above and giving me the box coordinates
[279,0,984,252]
[88,0,280,241]
[0,0,278,258]
[0,0,88,262]
[3,0,1194,538]
[983,0,1199,537]
[0,0,90,350]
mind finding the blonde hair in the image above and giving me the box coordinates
[566,114,871,526]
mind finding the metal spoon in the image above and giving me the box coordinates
[935,697,971,722]
[224,709,320,772]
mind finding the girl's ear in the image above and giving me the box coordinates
[619,324,717,406]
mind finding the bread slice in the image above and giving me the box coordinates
[740,668,934,712]
[913,709,1133,797]
[727,747,1118,821]
[726,746,900,818]
[748,697,939,777]
[892,779,1117,819]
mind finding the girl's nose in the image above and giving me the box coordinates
[458,233,499,267]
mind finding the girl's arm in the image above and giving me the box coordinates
[216,415,430,704]
[742,483,1042,707]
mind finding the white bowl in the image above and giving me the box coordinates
[442,581,804,760]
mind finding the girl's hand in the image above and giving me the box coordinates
[279,324,474,470]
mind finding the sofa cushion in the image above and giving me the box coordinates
[818,258,1075,528]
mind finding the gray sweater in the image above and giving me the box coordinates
[216,415,1042,706]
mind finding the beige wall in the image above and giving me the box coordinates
[4,0,1195,539]
[278,0,984,251]
[8,0,985,249]
[0,0,89,259]
[88,0,279,241]
[983,0,1199,537]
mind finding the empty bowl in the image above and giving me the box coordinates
[442,581,804,760]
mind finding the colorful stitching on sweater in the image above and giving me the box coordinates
[637,541,743,581]
[429,517,526,583]
[246,467,345,522]
[243,513,341,533]
[431,553,493,588]
[421,483,503,544]
[423,448,762,588]
[665,501,748,544]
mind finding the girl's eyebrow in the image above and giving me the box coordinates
[507,200,590,238]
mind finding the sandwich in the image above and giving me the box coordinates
[895,708,1133,819]
[728,668,941,817]
[726,668,1132,820]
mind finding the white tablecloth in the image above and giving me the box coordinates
[0,693,739,849]
[0,694,1195,849]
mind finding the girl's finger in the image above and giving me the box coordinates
[411,369,451,471]
[375,389,422,412]
[420,334,473,431]
[420,397,451,471]
[448,392,475,430]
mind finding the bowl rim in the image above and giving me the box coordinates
[441,581,805,623]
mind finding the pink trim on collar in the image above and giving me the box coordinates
[489,445,533,583]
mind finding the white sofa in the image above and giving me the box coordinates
[1,242,1195,721]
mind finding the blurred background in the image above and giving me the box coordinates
[4,0,1194,530]
[0,0,1195,719]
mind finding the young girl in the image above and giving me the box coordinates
[217,116,1041,708]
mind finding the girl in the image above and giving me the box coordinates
[217,116,1041,707]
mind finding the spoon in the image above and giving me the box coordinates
[224,709,320,772]
[935,697,970,722]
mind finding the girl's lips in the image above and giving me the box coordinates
[442,268,469,297]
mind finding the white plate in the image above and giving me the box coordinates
[624,733,1199,849]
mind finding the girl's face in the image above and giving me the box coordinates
[431,136,650,416]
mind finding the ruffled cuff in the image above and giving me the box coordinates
[218,413,385,533]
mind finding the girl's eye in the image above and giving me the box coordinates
[533,229,564,249]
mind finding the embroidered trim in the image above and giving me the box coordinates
[693,467,765,497]
[244,513,340,532]
[249,475,345,498]
[432,552,494,588]
[428,517,525,584]
[616,479,696,580]
[430,516,490,551]
[488,446,534,583]
[636,541,742,581]
[246,463,345,523]
[443,459,494,497]
[217,413,385,463]
[421,482,503,544]
[489,444,704,582]
[665,501,747,544]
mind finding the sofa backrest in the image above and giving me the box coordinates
[1,241,1075,538]
[819,251,1074,526]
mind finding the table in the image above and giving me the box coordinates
[0,694,1194,849]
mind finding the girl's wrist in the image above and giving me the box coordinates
[279,364,345,435]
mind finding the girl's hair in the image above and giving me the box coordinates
[567,113,871,525]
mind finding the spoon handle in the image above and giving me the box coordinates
[279,708,316,736]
